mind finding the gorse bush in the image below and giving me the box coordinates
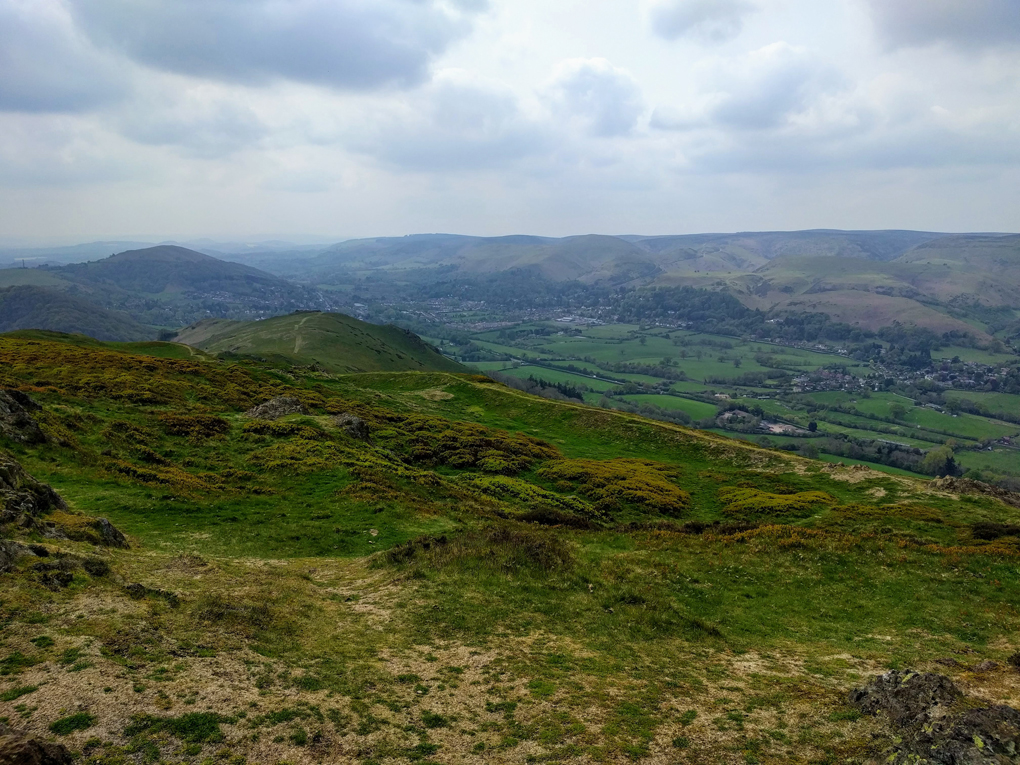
[159,413,230,439]
[458,475,600,519]
[718,487,835,519]
[384,414,560,475]
[538,459,690,516]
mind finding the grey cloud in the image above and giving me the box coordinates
[0,1,127,112]
[69,0,483,90]
[709,44,847,131]
[865,0,1020,50]
[353,75,553,172]
[546,59,645,137]
[649,0,755,43]
[116,95,268,159]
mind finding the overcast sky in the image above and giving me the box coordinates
[1,0,1019,243]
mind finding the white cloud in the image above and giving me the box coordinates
[648,0,756,43]
[349,71,553,172]
[545,59,645,138]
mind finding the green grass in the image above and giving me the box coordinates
[3,332,1020,764]
[617,394,719,420]
[176,311,466,374]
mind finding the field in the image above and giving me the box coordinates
[458,322,1020,478]
[3,333,1020,764]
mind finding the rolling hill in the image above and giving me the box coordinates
[0,245,342,329]
[0,285,153,341]
[175,310,467,373]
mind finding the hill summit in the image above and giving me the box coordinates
[175,310,466,374]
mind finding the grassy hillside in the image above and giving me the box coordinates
[176,311,467,374]
[0,285,153,341]
[1,334,1019,764]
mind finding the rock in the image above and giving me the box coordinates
[0,390,46,445]
[929,477,1020,510]
[974,660,1000,673]
[0,453,67,531]
[335,413,370,440]
[850,670,960,729]
[0,540,32,574]
[0,724,72,764]
[851,670,1020,763]
[244,396,307,421]
[91,517,127,548]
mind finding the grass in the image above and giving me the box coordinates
[1,333,1019,764]
[618,394,720,420]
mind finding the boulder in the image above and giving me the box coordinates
[335,413,370,441]
[0,725,72,765]
[0,390,46,445]
[0,452,66,528]
[0,540,31,574]
[244,396,307,421]
[851,670,1020,763]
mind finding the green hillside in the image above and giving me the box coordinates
[1,334,1019,764]
[0,285,153,341]
[176,311,467,373]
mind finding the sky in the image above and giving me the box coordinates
[1,0,1019,243]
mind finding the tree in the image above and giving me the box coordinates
[920,446,958,477]
[808,421,818,433]
[889,403,908,420]
[733,358,742,368]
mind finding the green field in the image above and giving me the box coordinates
[618,394,720,420]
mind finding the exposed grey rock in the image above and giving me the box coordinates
[244,396,307,420]
[0,451,66,528]
[0,390,46,445]
[851,670,1020,763]
[0,540,32,574]
[0,724,72,764]
[335,413,370,440]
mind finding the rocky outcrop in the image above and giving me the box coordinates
[929,477,1020,510]
[335,413,370,441]
[0,724,72,764]
[0,452,127,548]
[244,396,307,421]
[851,670,1020,763]
[0,452,66,529]
[0,390,46,445]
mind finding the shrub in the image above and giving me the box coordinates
[458,475,600,519]
[159,413,230,439]
[538,459,690,516]
[718,487,835,519]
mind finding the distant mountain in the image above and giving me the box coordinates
[175,311,467,374]
[0,285,152,341]
[0,241,157,268]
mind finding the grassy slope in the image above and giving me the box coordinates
[0,286,154,342]
[176,311,467,374]
[1,335,1019,764]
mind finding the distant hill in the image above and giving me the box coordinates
[265,230,955,285]
[57,245,296,296]
[0,285,153,341]
[0,245,341,328]
[175,311,467,374]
